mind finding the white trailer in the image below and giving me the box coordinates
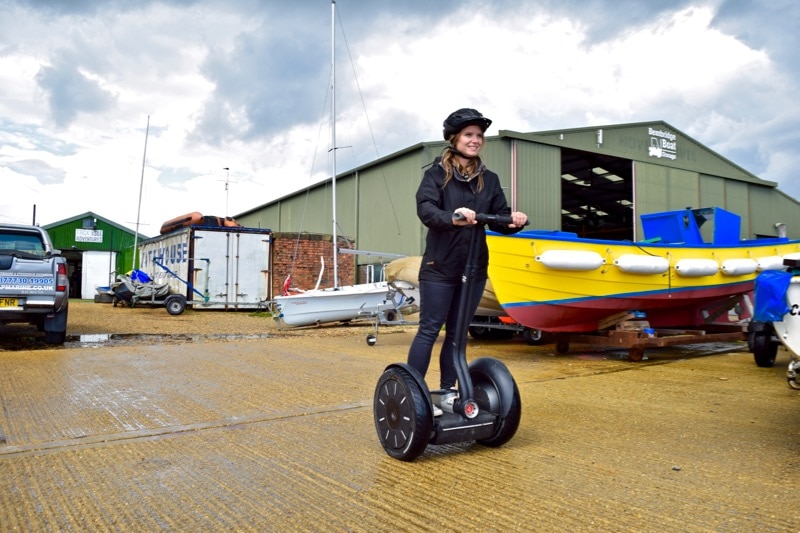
[138,225,273,310]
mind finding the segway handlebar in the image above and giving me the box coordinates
[452,212,528,226]
[447,211,527,419]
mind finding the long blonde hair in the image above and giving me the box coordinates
[441,134,485,192]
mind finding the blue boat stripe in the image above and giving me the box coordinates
[500,281,750,308]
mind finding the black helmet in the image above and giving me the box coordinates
[442,108,492,140]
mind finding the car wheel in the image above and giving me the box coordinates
[44,330,66,345]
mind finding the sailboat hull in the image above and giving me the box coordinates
[486,230,800,333]
[273,282,413,327]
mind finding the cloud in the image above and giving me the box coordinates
[7,158,66,184]
[156,165,200,188]
[190,9,328,144]
[13,0,105,15]
[0,120,79,156]
[0,0,798,231]
[714,0,800,66]
[35,57,118,127]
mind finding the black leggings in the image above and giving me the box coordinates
[407,277,486,389]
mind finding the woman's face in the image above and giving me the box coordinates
[454,125,484,158]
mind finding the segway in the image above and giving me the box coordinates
[373,213,523,461]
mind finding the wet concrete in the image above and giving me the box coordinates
[1,331,799,531]
[0,327,273,351]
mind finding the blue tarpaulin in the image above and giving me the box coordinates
[130,269,152,283]
[753,270,793,322]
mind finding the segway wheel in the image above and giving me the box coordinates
[373,367,432,461]
[478,380,521,448]
[469,362,521,448]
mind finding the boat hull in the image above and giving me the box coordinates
[273,282,412,327]
[384,255,504,317]
[487,230,800,333]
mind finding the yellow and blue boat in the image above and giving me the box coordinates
[486,207,800,333]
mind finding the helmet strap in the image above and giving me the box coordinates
[448,144,475,160]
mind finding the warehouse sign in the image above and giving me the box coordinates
[75,229,103,243]
[647,127,677,161]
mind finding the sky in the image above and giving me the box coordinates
[1,0,798,236]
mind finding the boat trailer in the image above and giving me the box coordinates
[363,286,550,347]
[552,306,748,362]
[110,257,210,315]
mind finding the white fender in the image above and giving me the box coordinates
[756,256,785,271]
[674,258,719,277]
[613,254,669,274]
[721,258,758,276]
[535,250,605,271]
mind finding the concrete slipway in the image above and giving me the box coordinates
[0,332,798,531]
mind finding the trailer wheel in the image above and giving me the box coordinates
[522,327,548,345]
[165,295,187,316]
[752,332,778,368]
[468,325,491,339]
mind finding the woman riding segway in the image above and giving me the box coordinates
[373,108,528,461]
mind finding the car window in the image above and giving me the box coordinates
[0,233,46,256]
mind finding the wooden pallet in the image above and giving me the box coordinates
[555,311,746,361]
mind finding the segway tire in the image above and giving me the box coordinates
[373,367,432,461]
[477,380,521,448]
[468,360,521,448]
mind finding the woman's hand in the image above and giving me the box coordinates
[508,211,528,228]
[452,208,476,226]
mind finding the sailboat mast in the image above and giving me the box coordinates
[330,0,339,289]
[132,114,150,271]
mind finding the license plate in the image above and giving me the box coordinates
[0,298,18,307]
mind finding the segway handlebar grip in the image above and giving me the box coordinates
[453,212,529,226]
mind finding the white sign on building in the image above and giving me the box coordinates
[647,127,677,161]
[75,229,103,243]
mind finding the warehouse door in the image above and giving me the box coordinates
[561,148,633,240]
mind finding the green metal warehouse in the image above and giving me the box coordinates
[236,120,800,285]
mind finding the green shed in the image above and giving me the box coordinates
[43,212,150,299]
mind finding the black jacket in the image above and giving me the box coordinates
[416,157,522,282]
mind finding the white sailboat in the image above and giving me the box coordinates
[271,0,415,328]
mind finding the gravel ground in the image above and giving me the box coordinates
[66,299,417,338]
